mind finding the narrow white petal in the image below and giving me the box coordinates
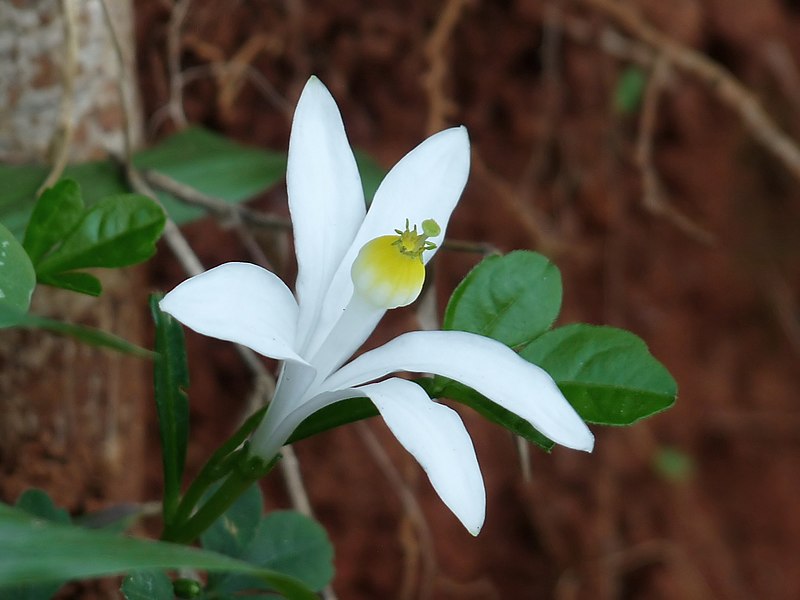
[308,293,384,381]
[159,262,305,364]
[324,330,594,452]
[253,378,486,535]
[249,378,353,460]
[288,76,366,352]
[307,127,471,356]
[360,378,486,535]
[357,127,470,265]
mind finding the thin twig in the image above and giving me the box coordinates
[472,150,564,254]
[635,55,715,244]
[98,0,135,159]
[440,237,499,255]
[520,0,565,193]
[143,169,291,230]
[357,422,438,600]
[574,0,800,185]
[762,267,800,357]
[184,62,293,116]
[563,15,654,67]
[150,61,292,134]
[38,0,78,194]
[166,0,192,129]
[145,168,488,258]
[180,32,292,116]
[217,34,284,115]
[99,0,316,528]
[423,0,471,134]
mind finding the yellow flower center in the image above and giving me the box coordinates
[351,219,440,309]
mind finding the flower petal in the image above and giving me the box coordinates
[354,126,470,264]
[252,377,485,534]
[323,330,594,452]
[159,262,305,364]
[306,126,471,358]
[288,76,366,352]
[307,293,384,381]
[249,380,355,460]
[359,378,486,535]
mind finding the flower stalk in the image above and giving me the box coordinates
[164,445,276,545]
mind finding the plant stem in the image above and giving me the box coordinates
[165,449,275,545]
[163,406,268,537]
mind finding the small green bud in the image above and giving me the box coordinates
[173,577,202,599]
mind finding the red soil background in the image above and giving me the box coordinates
[97,0,800,597]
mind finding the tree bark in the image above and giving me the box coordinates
[0,0,148,515]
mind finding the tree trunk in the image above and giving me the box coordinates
[0,0,148,516]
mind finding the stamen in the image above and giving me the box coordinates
[351,218,440,309]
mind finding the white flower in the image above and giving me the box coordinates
[160,77,593,535]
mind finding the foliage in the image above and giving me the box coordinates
[286,250,677,450]
[150,294,191,525]
[0,115,676,596]
[0,497,316,600]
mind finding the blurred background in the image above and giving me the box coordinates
[3,0,800,598]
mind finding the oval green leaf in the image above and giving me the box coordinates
[208,511,334,596]
[120,571,174,600]
[201,483,264,560]
[520,324,677,425]
[22,179,85,266]
[135,126,287,225]
[444,251,562,348]
[35,194,165,275]
[0,221,36,313]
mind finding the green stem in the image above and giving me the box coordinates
[166,451,275,545]
[163,406,268,537]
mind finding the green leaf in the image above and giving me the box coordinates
[36,193,165,275]
[417,378,555,451]
[135,127,287,225]
[201,483,263,560]
[613,66,647,115]
[287,397,378,444]
[520,324,677,425]
[0,503,316,600]
[208,511,334,595]
[1,128,288,238]
[7,490,71,599]
[15,489,70,525]
[444,251,562,348]
[653,446,694,482]
[38,271,102,296]
[0,303,154,357]
[0,162,129,240]
[22,179,84,265]
[0,221,36,313]
[150,294,190,524]
[121,570,174,600]
[245,512,334,591]
[75,503,150,533]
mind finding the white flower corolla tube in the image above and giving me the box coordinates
[159,76,594,535]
